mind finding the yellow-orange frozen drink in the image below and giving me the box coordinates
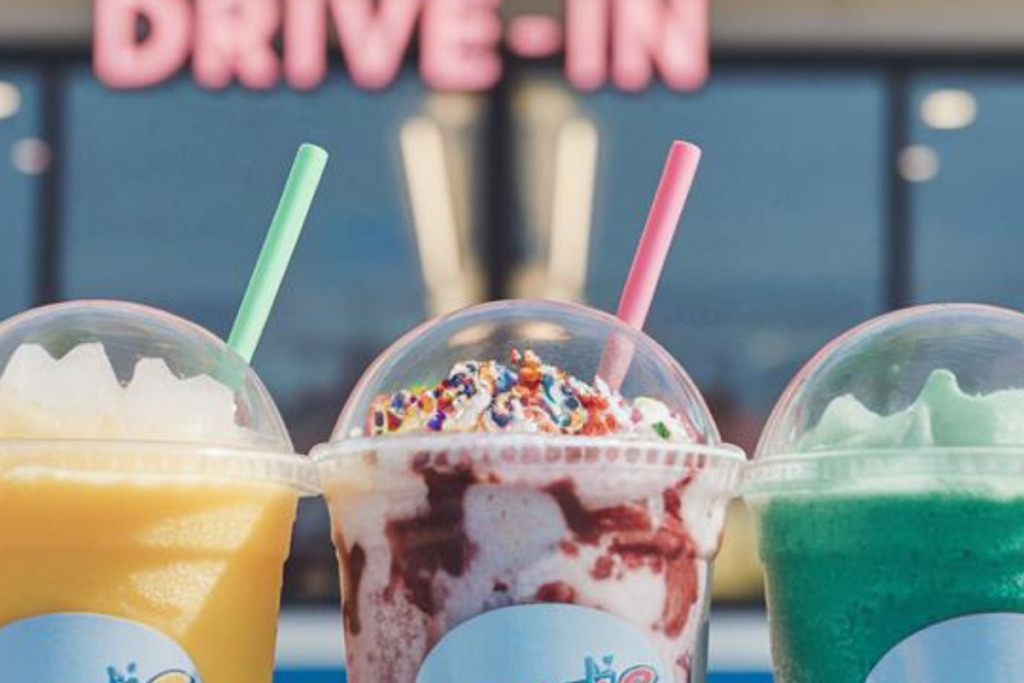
[0,302,313,683]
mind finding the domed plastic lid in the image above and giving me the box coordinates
[750,304,1024,492]
[322,300,742,461]
[0,301,311,491]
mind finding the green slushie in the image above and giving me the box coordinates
[746,305,1024,683]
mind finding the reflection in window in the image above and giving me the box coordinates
[509,71,889,603]
[54,64,893,604]
[0,69,42,319]
[62,68,448,452]
[61,68,492,600]
[910,74,1024,309]
[513,71,888,448]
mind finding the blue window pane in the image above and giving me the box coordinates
[543,72,887,440]
[910,74,1024,309]
[63,68,430,450]
[0,68,41,319]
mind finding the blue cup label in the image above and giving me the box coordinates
[0,613,202,683]
[867,613,1024,681]
[416,604,667,683]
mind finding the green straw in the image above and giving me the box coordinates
[228,143,329,363]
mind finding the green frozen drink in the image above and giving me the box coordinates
[745,304,1024,683]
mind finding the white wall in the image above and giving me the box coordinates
[2,0,91,46]
[714,0,1024,51]
[2,0,1024,51]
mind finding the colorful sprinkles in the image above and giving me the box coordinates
[366,349,691,441]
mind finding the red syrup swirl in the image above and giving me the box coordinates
[377,452,700,640]
[384,457,477,616]
[545,478,699,637]
[339,541,367,635]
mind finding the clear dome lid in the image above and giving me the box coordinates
[0,300,292,452]
[757,303,1024,462]
[325,299,738,457]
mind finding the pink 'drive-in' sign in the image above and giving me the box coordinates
[93,0,708,92]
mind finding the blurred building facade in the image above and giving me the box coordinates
[3,0,1024,602]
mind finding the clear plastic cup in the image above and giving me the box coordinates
[746,304,1024,683]
[0,301,314,683]
[314,300,743,683]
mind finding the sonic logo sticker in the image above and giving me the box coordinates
[416,604,668,683]
[149,675,195,683]
[0,613,203,683]
[578,656,660,683]
[866,612,1024,682]
[145,674,195,683]
[108,664,196,683]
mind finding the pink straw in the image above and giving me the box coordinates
[616,140,702,329]
[601,141,702,389]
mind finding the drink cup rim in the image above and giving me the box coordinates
[0,439,316,494]
[744,447,1024,498]
[312,432,745,496]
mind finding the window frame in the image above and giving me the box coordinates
[8,47,1024,311]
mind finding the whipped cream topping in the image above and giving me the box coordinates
[365,349,694,442]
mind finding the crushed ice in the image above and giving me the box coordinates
[0,342,251,445]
